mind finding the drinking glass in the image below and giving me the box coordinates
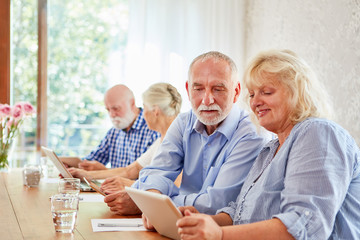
[58,178,80,196]
[23,164,42,187]
[51,194,79,233]
[39,156,49,178]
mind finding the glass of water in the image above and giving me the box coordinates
[58,178,80,196]
[23,164,42,187]
[51,194,79,233]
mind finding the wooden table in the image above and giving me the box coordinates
[0,169,169,240]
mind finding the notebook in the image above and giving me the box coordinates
[125,187,182,240]
[41,146,98,192]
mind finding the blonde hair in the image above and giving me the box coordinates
[243,49,333,124]
[188,51,238,85]
[142,83,182,116]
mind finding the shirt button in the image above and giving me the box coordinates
[304,211,310,216]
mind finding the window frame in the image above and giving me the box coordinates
[0,0,10,105]
[0,0,48,153]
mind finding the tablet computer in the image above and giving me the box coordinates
[125,187,182,240]
[41,146,73,178]
[83,177,107,196]
[41,146,95,192]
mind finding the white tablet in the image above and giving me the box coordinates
[41,146,73,178]
[41,146,95,192]
[125,187,182,240]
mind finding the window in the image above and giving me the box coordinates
[11,0,38,166]
[10,0,129,167]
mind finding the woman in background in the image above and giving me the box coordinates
[158,49,360,239]
[69,83,182,191]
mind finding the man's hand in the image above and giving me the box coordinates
[78,160,107,171]
[100,176,134,194]
[103,190,141,215]
[68,168,90,179]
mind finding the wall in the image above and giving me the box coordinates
[244,0,360,145]
[125,0,246,112]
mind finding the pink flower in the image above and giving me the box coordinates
[0,104,11,117]
[1,102,35,152]
[12,105,24,120]
[14,102,35,115]
[22,102,35,115]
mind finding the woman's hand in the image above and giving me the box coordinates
[177,209,223,240]
[142,213,156,230]
[178,206,199,215]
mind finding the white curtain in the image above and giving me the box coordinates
[123,0,246,112]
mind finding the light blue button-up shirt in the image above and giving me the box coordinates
[218,118,360,239]
[133,105,266,214]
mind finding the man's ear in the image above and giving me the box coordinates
[233,82,241,103]
[186,81,190,99]
[130,98,137,111]
[154,106,160,116]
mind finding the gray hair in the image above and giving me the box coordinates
[188,51,238,84]
[142,83,182,116]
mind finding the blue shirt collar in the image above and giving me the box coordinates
[192,104,241,140]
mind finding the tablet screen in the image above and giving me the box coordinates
[125,187,182,240]
[41,146,73,178]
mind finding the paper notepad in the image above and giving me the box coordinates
[91,218,148,232]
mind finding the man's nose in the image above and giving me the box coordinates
[201,90,215,106]
[109,110,116,118]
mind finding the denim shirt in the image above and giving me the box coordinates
[134,105,266,214]
[218,118,360,239]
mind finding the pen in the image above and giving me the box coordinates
[98,223,143,227]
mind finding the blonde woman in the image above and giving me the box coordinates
[69,83,182,191]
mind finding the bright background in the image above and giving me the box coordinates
[10,0,360,167]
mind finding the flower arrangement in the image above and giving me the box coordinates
[0,102,35,169]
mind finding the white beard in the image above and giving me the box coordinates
[193,103,227,126]
[111,111,136,130]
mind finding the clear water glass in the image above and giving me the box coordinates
[23,164,41,187]
[58,178,80,196]
[51,194,79,233]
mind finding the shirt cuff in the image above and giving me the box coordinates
[216,201,237,221]
[172,194,186,207]
[134,175,180,197]
[273,210,313,239]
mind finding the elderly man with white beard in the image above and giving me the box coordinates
[103,51,266,216]
[77,84,160,171]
